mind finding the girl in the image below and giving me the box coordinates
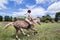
[25,10,32,24]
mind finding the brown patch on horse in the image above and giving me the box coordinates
[13,20,31,30]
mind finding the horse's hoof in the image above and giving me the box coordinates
[34,31,38,35]
[18,39,20,40]
[16,38,20,40]
[27,34,30,37]
[24,34,30,37]
[24,34,27,36]
[16,38,18,40]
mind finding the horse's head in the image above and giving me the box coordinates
[33,18,41,25]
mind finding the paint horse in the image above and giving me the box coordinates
[3,18,41,40]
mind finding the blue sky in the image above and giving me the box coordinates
[0,0,60,18]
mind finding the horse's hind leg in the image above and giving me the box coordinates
[15,29,20,40]
[20,28,30,37]
[20,28,27,36]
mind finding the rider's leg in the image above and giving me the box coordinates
[25,18,32,24]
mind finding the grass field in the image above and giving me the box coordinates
[0,22,60,40]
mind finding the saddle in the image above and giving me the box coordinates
[25,20,34,29]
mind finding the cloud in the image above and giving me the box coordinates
[0,0,8,9]
[47,2,60,12]
[10,0,23,4]
[0,0,60,18]
[26,5,36,9]
[0,12,12,17]
[36,0,60,4]
[12,9,28,17]
[12,7,46,17]
[12,12,25,17]
[35,1,60,18]
[0,0,23,9]
[26,4,46,17]
[31,7,46,17]
[45,2,60,18]
[36,0,45,4]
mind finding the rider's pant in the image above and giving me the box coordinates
[25,18,32,24]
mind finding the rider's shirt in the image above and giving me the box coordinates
[25,13,32,20]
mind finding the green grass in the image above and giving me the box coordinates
[0,22,60,40]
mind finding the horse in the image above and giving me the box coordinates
[3,18,41,40]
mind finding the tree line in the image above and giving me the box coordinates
[0,16,17,22]
[40,15,54,23]
[0,12,60,23]
[0,15,54,22]
[40,12,60,23]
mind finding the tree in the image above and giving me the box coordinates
[41,15,52,23]
[46,15,52,21]
[14,17,17,21]
[45,15,52,23]
[0,15,3,21]
[41,16,46,22]
[9,16,13,22]
[4,16,10,21]
[55,12,60,22]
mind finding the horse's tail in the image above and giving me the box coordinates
[3,22,14,29]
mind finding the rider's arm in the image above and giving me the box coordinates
[24,13,28,18]
[29,14,32,17]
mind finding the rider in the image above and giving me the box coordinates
[25,10,33,25]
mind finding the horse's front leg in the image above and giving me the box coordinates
[31,27,38,35]
[15,29,20,40]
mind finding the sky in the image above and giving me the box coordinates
[0,0,60,18]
